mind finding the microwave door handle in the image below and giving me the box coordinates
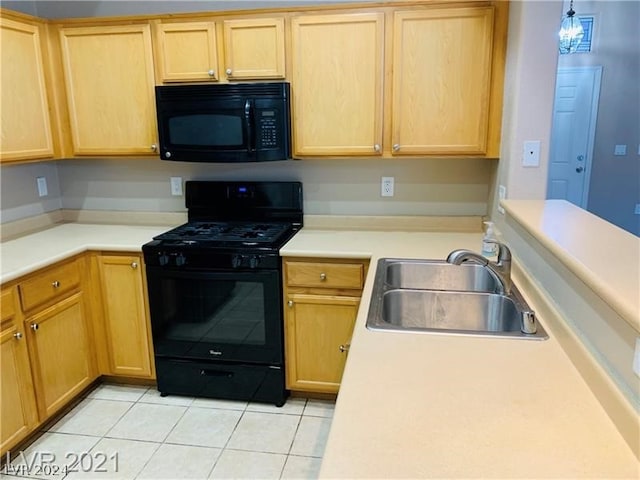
[244,99,255,152]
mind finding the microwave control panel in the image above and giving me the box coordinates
[258,110,278,149]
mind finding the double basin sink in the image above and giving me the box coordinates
[366,258,548,339]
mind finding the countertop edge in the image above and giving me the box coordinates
[501,199,640,333]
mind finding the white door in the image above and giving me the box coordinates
[547,66,602,207]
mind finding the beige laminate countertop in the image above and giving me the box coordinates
[281,229,639,479]
[0,223,172,283]
[502,199,640,333]
[1,220,638,478]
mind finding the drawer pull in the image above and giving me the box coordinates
[319,273,327,281]
[287,300,294,307]
[339,344,350,353]
[14,332,23,340]
[51,280,60,288]
[30,323,39,331]
[131,262,138,269]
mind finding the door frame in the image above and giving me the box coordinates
[548,65,602,208]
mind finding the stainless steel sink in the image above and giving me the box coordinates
[366,258,547,340]
[384,259,500,292]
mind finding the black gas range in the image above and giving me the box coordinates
[142,181,302,406]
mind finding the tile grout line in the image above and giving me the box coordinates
[12,384,333,480]
[130,399,192,479]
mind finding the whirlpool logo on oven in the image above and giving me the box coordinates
[209,350,223,356]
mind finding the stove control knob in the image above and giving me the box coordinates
[249,256,260,269]
[158,254,169,266]
[175,254,186,267]
[231,255,242,268]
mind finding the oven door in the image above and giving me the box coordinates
[146,266,283,365]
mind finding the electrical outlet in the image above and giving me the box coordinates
[633,338,640,378]
[498,185,506,214]
[170,177,183,196]
[36,177,48,197]
[634,204,640,215]
[522,141,541,167]
[381,177,394,197]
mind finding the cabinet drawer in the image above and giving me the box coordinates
[286,262,364,289]
[18,260,81,312]
[1,288,16,323]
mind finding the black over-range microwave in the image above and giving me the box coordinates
[155,82,291,162]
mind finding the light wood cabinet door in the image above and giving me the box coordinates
[1,288,38,455]
[98,255,153,378]
[391,7,495,155]
[285,293,359,393]
[59,24,158,155]
[223,17,285,80]
[291,13,384,156]
[0,17,53,162]
[25,293,95,419]
[155,22,219,82]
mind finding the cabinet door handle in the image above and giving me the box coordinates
[226,68,232,75]
[151,144,158,152]
[392,144,400,152]
[30,323,39,331]
[287,300,294,307]
[207,69,216,77]
[319,273,327,281]
[51,280,60,288]
[339,344,350,353]
[14,332,23,340]
[131,262,138,269]
[374,144,381,152]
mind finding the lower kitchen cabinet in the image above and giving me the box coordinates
[24,292,95,420]
[97,254,154,378]
[285,293,360,393]
[283,258,368,394]
[0,287,38,454]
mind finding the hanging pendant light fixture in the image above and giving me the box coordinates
[559,0,585,54]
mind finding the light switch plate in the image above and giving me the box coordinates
[522,141,541,167]
[614,144,627,156]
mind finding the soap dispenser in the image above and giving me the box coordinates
[482,221,497,258]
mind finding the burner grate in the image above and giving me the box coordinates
[155,221,291,245]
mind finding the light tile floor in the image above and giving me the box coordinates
[2,383,335,480]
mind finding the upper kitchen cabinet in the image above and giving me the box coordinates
[223,17,285,80]
[154,21,219,82]
[391,6,496,156]
[291,13,384,156]
[58,24,158,156]
[0,17,54,163]
[154,17,285,83]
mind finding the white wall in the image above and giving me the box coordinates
[53,157,493,216]
[490,0,562,225]
[0,162,62,223]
